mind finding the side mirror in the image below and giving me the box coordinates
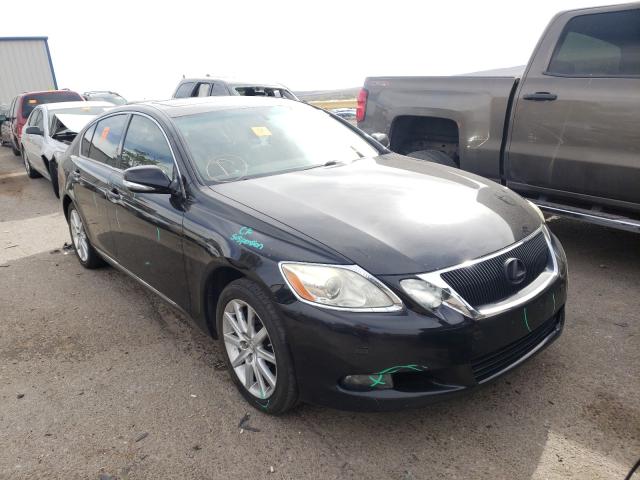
[123,166,173,193]
[25,126,43,136]
[370,132,390,148]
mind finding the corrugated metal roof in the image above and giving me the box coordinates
[0,37,57,105]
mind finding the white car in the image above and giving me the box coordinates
[21,101,113,197]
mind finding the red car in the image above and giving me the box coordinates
[5,90,83,156]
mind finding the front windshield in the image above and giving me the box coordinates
[174,104,379,183]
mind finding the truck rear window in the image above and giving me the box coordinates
[21,92,83,119]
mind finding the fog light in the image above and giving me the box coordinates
[341,373,394,391]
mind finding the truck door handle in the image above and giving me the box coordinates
[523,92,557,101]
[107,187,122,203]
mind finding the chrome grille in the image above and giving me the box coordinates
[440,232,549,308]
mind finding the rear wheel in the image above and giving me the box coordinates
[406,149,457,168]
[11,140,20,156]
[217,279,298,415]
[67,203,105,269]
[22,148,41,178]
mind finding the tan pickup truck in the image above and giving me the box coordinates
[358,3,640,233]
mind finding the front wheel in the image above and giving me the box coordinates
[217,279,298,415]
[67,203,105,269]
[22,148,40,178]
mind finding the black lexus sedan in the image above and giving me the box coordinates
[59,97,567,414]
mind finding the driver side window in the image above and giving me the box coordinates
[120,115,174,178]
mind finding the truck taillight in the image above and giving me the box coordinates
[356,88,368,123]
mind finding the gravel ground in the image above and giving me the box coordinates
[0,146,638,479]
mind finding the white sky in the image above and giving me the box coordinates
[4,0,611,100]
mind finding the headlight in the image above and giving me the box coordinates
[401,278,473,317]
[527,200,546,224]
[280,263,402,311]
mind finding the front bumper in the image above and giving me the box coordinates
[276,232,568,411]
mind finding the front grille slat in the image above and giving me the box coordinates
[441,232,549,308]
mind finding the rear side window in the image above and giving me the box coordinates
[120,115,174,177]
[81,124,97,157]
[174,82,195,98]
[88,115,128,167]
[20,91,83,119]
[548,9,640,76]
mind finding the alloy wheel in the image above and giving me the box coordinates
[69,209,89,262]
[222,299,277,399]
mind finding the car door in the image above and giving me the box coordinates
[506,7,640,206]
[107,113,189,308]
[71,114,129,257]
[24,109,48,177]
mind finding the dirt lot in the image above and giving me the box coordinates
[0,146,638,480]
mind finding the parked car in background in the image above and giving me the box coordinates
[21,101,112,197]
[4,89,84,156]
[83,91,127,105]
[172,77,298,100]
[0,105,8,145]
[358,3,640,233]
[59,97,567,414]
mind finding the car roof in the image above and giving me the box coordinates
[179,77,289,89]
[40,101,113,112]
[18,90,82,98]
[125,96,303,118]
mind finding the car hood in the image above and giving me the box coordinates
[211,154,542,275]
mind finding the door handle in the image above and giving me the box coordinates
[106,187,122,203]
[523,92,557,101]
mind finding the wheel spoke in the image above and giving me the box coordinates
[253,360,268,397]
[246,308,256,337]
[257,359,276,388]
[256,347,276,364]
[244,360,253,389]
[233,301,248,334]
[223,332,241,348]
[231,349,250,368]
[252,327,267,346]
[224,311,244,338]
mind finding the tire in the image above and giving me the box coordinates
[49,159,60,198]
[12,144,20,156]
[22,148,41,179]
[66,203,105,269]
[406,149,457,168]
[217,278,298,415]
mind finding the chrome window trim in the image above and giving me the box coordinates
[278,261,404,313]
[418,225,558,319]
[77,110,186,197]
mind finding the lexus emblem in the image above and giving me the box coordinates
[504,257,527,285]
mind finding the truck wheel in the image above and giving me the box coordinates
[12,145,20,156]
[407,149,457,168]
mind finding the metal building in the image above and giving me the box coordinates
[0,37,58,106]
